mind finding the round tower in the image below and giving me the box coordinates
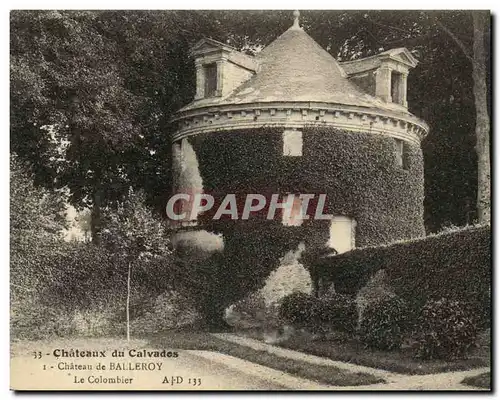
[171,12,429,252]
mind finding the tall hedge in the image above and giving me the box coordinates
[311,225,491,324]
[189,126,425,247]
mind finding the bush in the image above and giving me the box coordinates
[358,296,410,350]
[131,290,199,334]
[278,292,357,335]
[226,292,269,328]
[11,236,180,339]
[413,298,479,360]
[315,294,357,334]
[71,307,123,337]
[278,292,316,327]
[312,225,491,327]
[11,298,75,340]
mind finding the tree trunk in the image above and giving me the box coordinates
[434,13,491,225]
[472,11,490,224]
[126,261,132,341]
[91,188,102,244]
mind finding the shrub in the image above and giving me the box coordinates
[358,296,410,350]
[11,297,75,340]
[413,298,479,360]
[278,292,316,327]
[315,294,357,334]
[131,290,199,334]
[312,225,491,327]
[11,236,180,340]
[226,292,285,331]
[278,292,357,335]
[226,292,268,328]
[71,307,122,337]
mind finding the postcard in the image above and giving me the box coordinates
[10,9,491,391]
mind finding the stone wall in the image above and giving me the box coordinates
[258,242,312,307]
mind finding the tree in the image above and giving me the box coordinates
[100,189,171,340]
[302,10,485,231]
[432,11,491,224]
[10,11,229,239]
[10,154,67,242]
[472,12,491,224]
[74,208,92,242]
[10,11,146,242]
[10,154,67,306]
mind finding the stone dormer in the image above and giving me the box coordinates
[190,38,258,100]
[340,48,418,108]
[174,16,428,144]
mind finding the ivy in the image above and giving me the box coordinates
[175,126,426,323]
[190,126,425,247]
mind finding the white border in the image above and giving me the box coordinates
[2,5,497,400]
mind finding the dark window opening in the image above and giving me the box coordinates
[204,63,217,97]
[395,139,409,170]
[391,71,403,105]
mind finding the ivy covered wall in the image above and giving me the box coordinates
[188,126,425,248]
[172,126,425,323]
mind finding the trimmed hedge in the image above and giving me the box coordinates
[11,239,179,339]
[279,292,357,334]
[312,225,491,326]
[315,294,357,334]
[279,292,316,327]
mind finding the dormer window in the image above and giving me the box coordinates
[391,71,401,104]
[390,71,407,106]
[190,38,258,100]
[340,48,416,109]
[204,63,218,98]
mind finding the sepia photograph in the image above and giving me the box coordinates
[9,9,491,391]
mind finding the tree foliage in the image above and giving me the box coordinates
[10,154,68,333]
[10,154,67,244]
[100,189,170,258]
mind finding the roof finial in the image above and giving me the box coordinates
[292,10,301,30]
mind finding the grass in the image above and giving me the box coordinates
[461,372,491,389]
[148,329,384,386]
[241,330,490,375]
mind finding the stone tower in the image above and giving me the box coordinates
[171,11,429,254]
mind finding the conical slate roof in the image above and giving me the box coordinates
[224,25,394,110]
[179,22,411,114]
